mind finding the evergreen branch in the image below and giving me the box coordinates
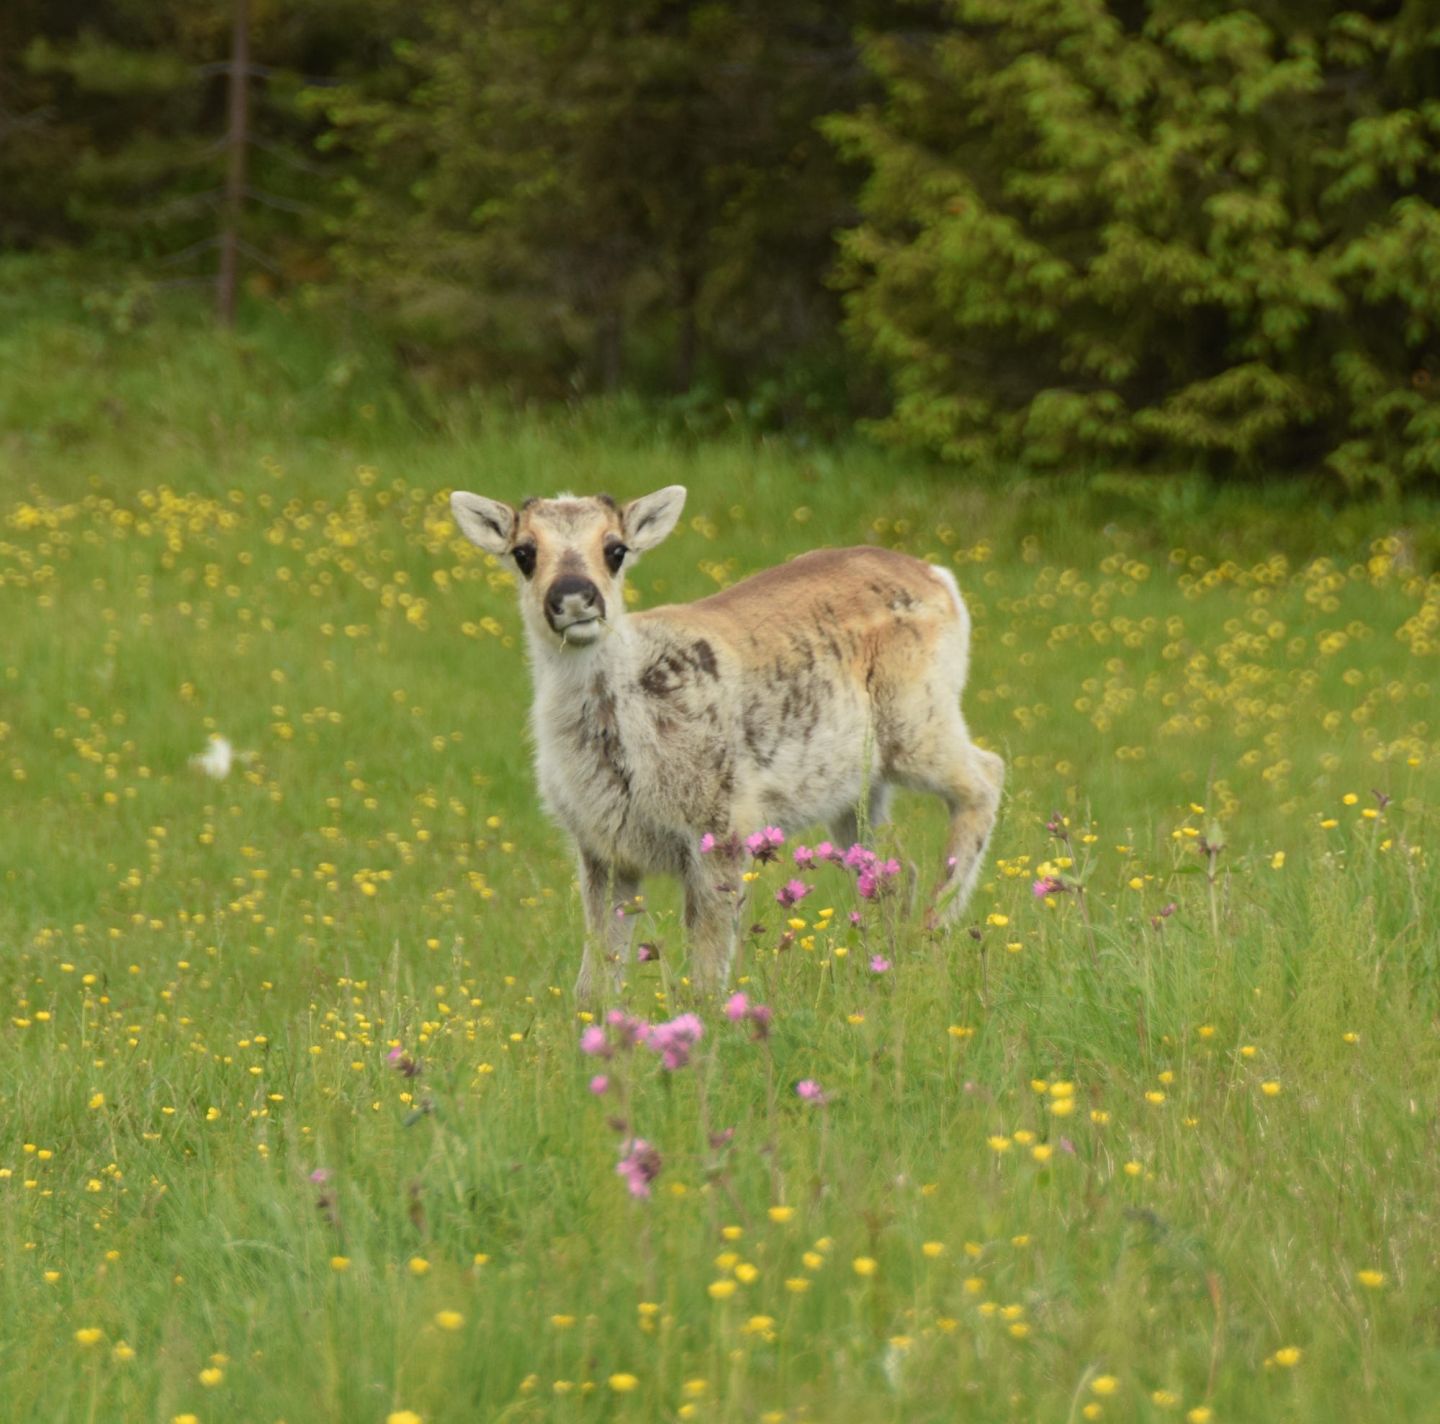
[242,184,313,214]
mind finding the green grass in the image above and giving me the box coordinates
[2,286,1439,1424]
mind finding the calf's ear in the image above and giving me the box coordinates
[451,492,516,554]
[622,485,687,553]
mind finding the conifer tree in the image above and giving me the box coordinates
[829,0,1440,488]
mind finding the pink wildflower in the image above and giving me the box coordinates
[616,1139,662,1199]
[795,1079,827,1104]
[387,1045,420,1077]
[842,843,876,873]
[776,878,812,908]
[744,826,785,862]
[309,1168,332,1184]
[857,871,879,899]
[699,832,716,854]
[725,992,772,1039]
[588,1074,610,1096]
[869,955,891,974]
[605,1010,650,1049]
[848,910,863,926]
[580,1025,611,1057]
[1032,876,1065,897]
[815,841,843,863]
[644,1013,704,1070]
[792,845,815,870]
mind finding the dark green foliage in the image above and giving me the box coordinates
[312,0,896,397]
[1,1,386,285]
[829,1,1440,488]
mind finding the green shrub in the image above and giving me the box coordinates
[828,1,1440,489]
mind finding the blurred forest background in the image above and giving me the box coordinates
[4,0,1440,490]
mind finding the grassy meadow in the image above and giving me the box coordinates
[2,290,1439,1423]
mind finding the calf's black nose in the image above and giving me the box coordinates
[546,574,603,617]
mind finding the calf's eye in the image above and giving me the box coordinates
[513,545,537,578]
[605,543,628,573]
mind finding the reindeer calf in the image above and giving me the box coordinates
[451,485,1003,998]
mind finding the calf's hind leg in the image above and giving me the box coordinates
[928,744,1004,925]
[890,724,1003,928]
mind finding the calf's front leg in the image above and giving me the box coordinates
[683,853,742,995]
[575,850,640,1002]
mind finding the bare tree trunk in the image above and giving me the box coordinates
[216,0,250,326]
[674,266,699,393]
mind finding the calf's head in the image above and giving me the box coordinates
[450,486,686,648]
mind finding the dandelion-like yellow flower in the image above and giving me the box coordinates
[1151,1389,1179,1407]
[1186,1409,1213,1423]
[199,1367,223,1387]
[434,1310,463,1331]
[734,1262,758,1284]
[767,1206,794,1224]
[387,1412,423,1424]
[987,1135,1012,1153]
[852,1256,878,1277]
[922,1241,945,1257]
[707,1280,737,1300]
[329,1256,350,1272]
[74,1327,103,1347]
[1032,1144,1054,1164]
[1356,1269,1385,1289]
[112,1341,136,1363]
[550,1314,576,1328]
[88,1093,105,1111]
[608,1373,638,1392]
[1008,1321,1030,1338]
[407,1256,430,1277]
[1082,1405,1102,1421]
[1260,1081,1282,1097]
[785,1278,810,1293]
[1273,1346,1302,1368]
[1092,1375,1119,1396]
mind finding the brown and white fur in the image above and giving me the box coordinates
[451,485,1003,998]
